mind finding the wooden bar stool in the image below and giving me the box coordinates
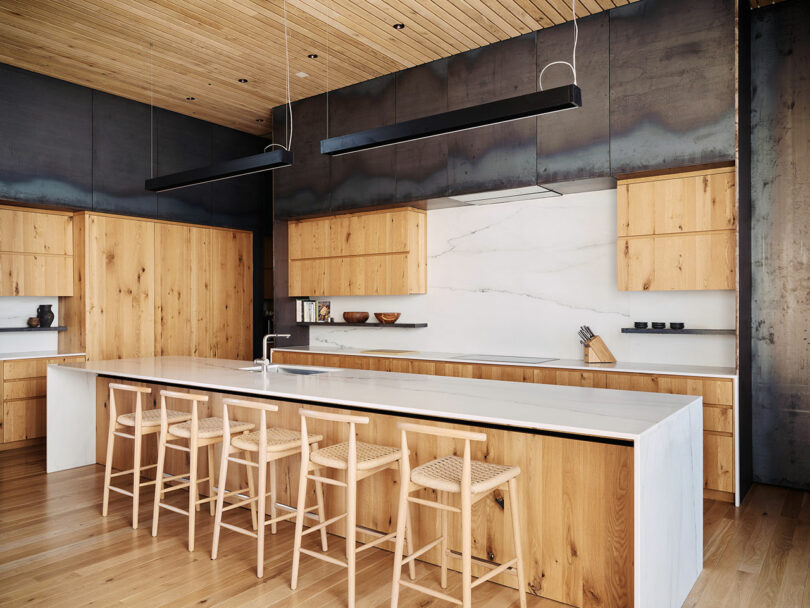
[102,383,191,529]
[390,422,526,608]
[211,397,328,578]
[291,409,416,608]
[151,390,254,551]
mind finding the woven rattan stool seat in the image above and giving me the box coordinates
[310,441,401,471]
[231,428,323,452]
[117,408,191,427]
[411,455,520,494]
[169,417,255,439]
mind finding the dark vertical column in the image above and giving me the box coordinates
[750,0,810,490]
[272,218,308,346]
[736,0,753,501]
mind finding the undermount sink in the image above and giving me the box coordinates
[238,364,337,375]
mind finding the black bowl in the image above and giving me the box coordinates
[651,322,666,330]
[670,322,685,330]
[634,321,648,329]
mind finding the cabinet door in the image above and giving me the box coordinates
[0,253,73,296]
[654,171,736,235]
[84,215,155,360]
[653,232,735,290]
[155,224,212,357]
[704,432,734,492]
[289,218,329,260]
[3,398,46,442]
[0,207,73,254]
[211,229,252,360]
[617,237,654,291]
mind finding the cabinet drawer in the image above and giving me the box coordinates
[704,432,734,493]
[4,358,47,380]
[3,398,46,442]
[656,376,733,406]
[704,405,733,433]
[46,355,86,367]
[605,373,658,392]
[3,377,47,400]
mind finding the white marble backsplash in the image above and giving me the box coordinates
[308,189,737,368]
[0,296,59,354]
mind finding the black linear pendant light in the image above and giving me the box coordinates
[144,0,295,193]
[320,85,581,156]
[145,149,293,192]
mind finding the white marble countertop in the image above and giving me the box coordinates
[55,356,701,441]
[272,345,738,379]
[0,350,85,361]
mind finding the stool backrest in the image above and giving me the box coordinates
[222,398,279,462]
[158,389,208,440]
[396,422,488,496]
[109,383,152,431]
[299,408,369,471]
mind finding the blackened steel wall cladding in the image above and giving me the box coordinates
[609,0,736,175]
[751,0,810,491]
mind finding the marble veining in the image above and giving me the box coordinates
[307,190,736,367]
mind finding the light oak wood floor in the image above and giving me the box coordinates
[1,445,808,607]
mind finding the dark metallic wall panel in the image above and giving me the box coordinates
[92,91,157,217]
[0,64,92,209]
[537,13,610,184]
[211,124,264,230]
[155,108,213,225]
[272,218,308,346]
[751,0,810,490]
[609,0,735,175]
[273,96,331,219]
[329,74,397,211]
[736,0,753,501]
[394,59,449,202]
[447,34,537,195]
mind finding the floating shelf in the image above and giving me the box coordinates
[297,322,427,328]
[621,328,735,335]
[0,326,67,333]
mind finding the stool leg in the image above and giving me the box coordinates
[290,459,309,590]
[461,490,472,608]
[256,454,267,578]
[390,472,409,608]
[245,451,258,531]
[508,478,527,608]
[151,427,168,537]
[269,459,278,534]
[131,427,142,529]
[102,419,116,517]
[347,468,357,608]
[211,443,231,560]
[311,443,328,551]
[188,440,199,551]
[440,491,449,589]
[207,444,216,516]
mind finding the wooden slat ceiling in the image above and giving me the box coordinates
[0,0,638,136]
[749,0,788,6]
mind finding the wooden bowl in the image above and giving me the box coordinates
[343,311,369,324]
[374,312,401,324]
[27,317,40,328]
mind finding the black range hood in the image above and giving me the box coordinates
[320,84,582,156]
[145,149,293,192]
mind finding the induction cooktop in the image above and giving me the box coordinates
[452,354,557,364]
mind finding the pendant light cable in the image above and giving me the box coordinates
[265,0,293,152]
[538,0,578,90]
[326,0,330,140]
[149,41,154,179]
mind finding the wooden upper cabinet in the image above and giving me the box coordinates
[617,167,736,291]
[0,205,74,296]
[288,208,426,297]
[211,228,253,360]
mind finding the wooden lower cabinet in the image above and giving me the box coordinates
[0,354,86,447]
[96,376,634,608]
[273,350,737,503]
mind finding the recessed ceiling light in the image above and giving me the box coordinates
[393,23,405,30]
[238,78,248,83]
[307,53,318,59]
[186,96,195,101]
[296,72,309,78]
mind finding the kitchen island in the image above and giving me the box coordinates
[48,356,702,608]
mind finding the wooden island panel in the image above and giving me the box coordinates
[96,376,634,608]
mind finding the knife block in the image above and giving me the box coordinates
[583,335,616,363]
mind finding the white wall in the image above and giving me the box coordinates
[0,296,59,354]
[309,190,737,367]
